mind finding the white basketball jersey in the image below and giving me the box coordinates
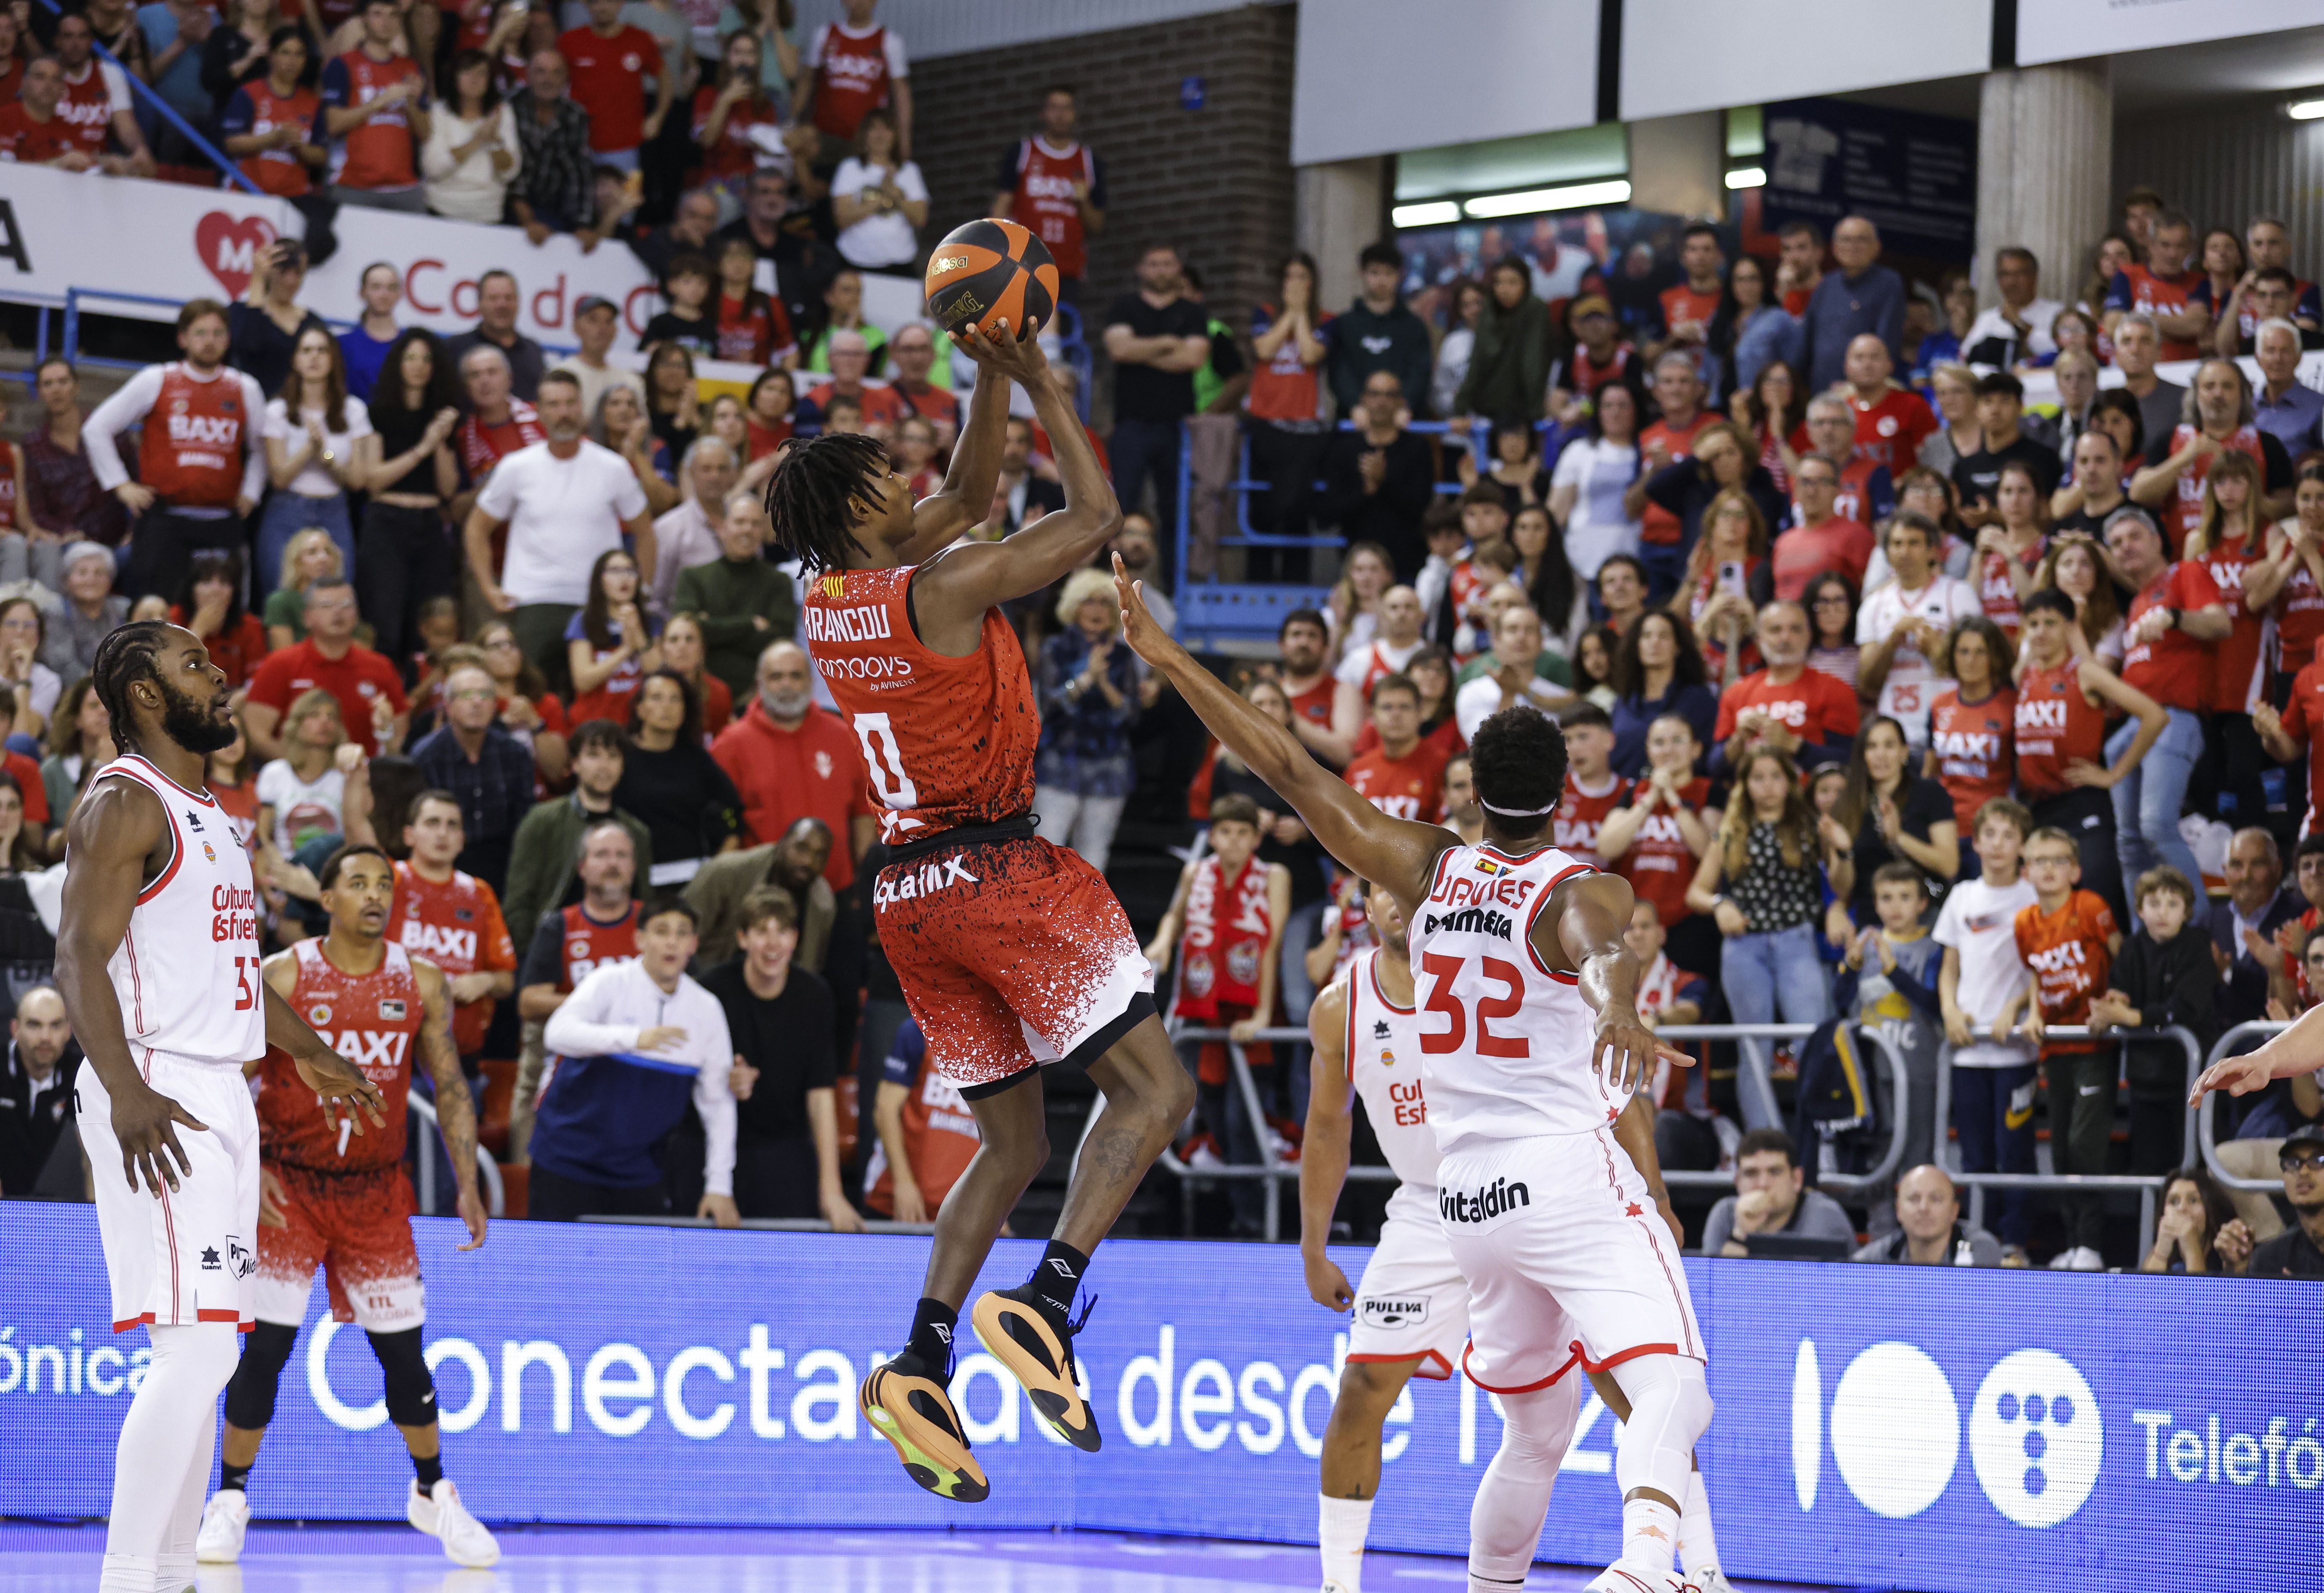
[1406,840,1627,1153]
[94,755,267,1068]
[1343,947,1437,1193]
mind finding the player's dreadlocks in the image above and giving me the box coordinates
[763,431,893,572]
[1467,706,1567,837]
[91,620,173,754]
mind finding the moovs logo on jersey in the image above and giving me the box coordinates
[1791,1338,2103,1529]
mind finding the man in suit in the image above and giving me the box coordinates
[0,986,82,1197]
[2212,827,2303,1032]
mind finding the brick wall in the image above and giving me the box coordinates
[905,3,1299,423]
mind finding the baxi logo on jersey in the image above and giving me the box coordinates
[210,884,259,944]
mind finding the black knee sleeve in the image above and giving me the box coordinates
[367,1327,438,1428]
[223,1320,301,1431]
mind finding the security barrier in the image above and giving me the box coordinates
[2200,1020,2298,1194]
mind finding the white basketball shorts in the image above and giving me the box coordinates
[1346,1183,1470,1380]
[1437,1126,1704,1394]
[77,1048,261,1333]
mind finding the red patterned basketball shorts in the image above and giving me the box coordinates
[253,1162,425,1331]
[876,834,1156,1096]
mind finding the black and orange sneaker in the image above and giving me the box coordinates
[860,1350,989,1502]
[971,1283,1101,1452]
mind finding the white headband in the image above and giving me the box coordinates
[1479,797,1557,818]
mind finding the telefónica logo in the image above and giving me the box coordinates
[1791,1340,2103,1528]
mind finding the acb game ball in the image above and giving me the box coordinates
[924,218,1059,340]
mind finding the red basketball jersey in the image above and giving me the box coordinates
[386,861,515,1056]
[2276,552,2324,676]
[2194,530,2268,713]
[1552,771,1624,867]
[808,23,892,139]
[324,50,423,190]
[1010,137,1097,280]
[1172,855,1274,1022]
[1926,686,2015,833]
[551,902,640,991]
[139,364,253,508]
[55,60,121,155]
[802,562,1039,844]
[1616,774,1713,928]
[257,940,422,1173]
[2164,424,2267,555]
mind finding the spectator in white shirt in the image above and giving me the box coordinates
[1546,381,1643,581]
[464,369,656,693]
[830,107,927,274]
[1962,247,2065,369]
[1333,583,1426,693]
[421,48,521,224]
[650,436,738,619]
[1454,603,1573,743]
[1855,511,1983,750]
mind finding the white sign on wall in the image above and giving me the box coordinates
[2018,0,2324,69]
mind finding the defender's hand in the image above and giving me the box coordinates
[1112,553,1178,669]
[2191,1052,2278,1103]
[293,1050,386,1133]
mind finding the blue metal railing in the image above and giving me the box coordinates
[29,0,261,195]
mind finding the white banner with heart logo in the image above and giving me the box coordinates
[0,164,665,349]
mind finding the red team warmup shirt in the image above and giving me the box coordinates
[2193,532,2268,713]
[559,24,661,151]
[258,940,424,1173]
[219,81,320,196]
[716,292,796,366]
[1927,686,2015,832]
[2276,554,2324,677]
[1713,667,1861,754]
[55,59,129,157]
[1850,389,1936,476]
[0,103,85,164]
[2122,562,2225,713]
[1616,775,1713,927]
[1170,854,1274,1022]
[1975,542,2044,643]
[1346,741,1448,823]
[1552,771,1623,867]
[386,860,516,1055]
[2107,265,2206,360]
[1659,283,1721,340]
[548,902,639,993]
[137,363,257,508]
[320,50,424,190]
[864,1021,978,1218]
[2013,661,2106,800]
[1005,137,1101,282]
[805,21,898,140]
[2015,891,2117,1054]
[1834,456,1891,528]
[1772,516,1873,601]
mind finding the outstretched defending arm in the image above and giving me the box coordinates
[1114,558,1451,915]
[1545,870,1692,1096]
[2192,1002,2324,1101]
[914,328,1123,634]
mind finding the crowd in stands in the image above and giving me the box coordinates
[0,0,2317,1270]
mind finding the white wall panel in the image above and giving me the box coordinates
[1621,0,1990,121]
[1291,0,1599,167]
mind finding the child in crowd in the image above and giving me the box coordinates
[1837,861,1944,1229]
[2013,825,2122,1270]
[2090,866,2220,1175]
[1601,710,1719,978]
[1553,703,1622,868]
[642,253,718,360]
[1935,797,2040,1263]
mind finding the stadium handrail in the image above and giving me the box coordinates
[2199,1020,2296,1193]
[29,0,262,196]
[407,1088,506,1219]
[1932,1023,2201,1260]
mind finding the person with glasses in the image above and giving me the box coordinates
[2244,1126,2324,1276]
[1317,371,1435,581]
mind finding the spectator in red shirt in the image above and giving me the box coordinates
[243,576,410,761]
[1776,220,1824,317]
[799,0,911,155]
[886,323,959,449]
[2105,505,2232,905]
[709,640,875,890]
[692,27,778,197]
[217,28,325,197]
[320,0,429,211]
[45,13,154,175]
[1712,599,1860,776]
[169,553,271,688]
[1772,453,1874,601]
[1843,333,1935,476]
[451,344,545,525]
[1625,349,1714,597]
[557,0,669,169]
[800,330,901,433]
[1656,221,1725,384]
[1342,674,1447,822]
[2104,209,2212,361]
[0,56,93,170]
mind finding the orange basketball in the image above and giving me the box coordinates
[923,217,1059,340]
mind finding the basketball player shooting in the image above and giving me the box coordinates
[766,320,1192,1502]
[55,621,385,1593]
[1115,565,1712,1593]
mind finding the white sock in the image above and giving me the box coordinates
[155,1397,217,1592]
[1678,1468,1720,1574]
[1467,1378,1578,1587]
[1318,1493,1373,1591]
[96,1553,155,1593]
[1620,1496,1680,1577]
[102,1324,239,1575]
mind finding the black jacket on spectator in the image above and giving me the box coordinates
[697,957,836,1221]
[410,723,539,896]
[1325,298,1435,417]
[716,220,841,352]
[2110,924,2220,1155]
[1317,427,1437,581]
[0,1037,79,1198]
[1950,434,2064,513]
[444,329,547,406]
[614,739,743,869]
[2247,1225,2324,1277]
[2207,890,2302,1033]
[1641,458,1790,563]
[229,302,331,401]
